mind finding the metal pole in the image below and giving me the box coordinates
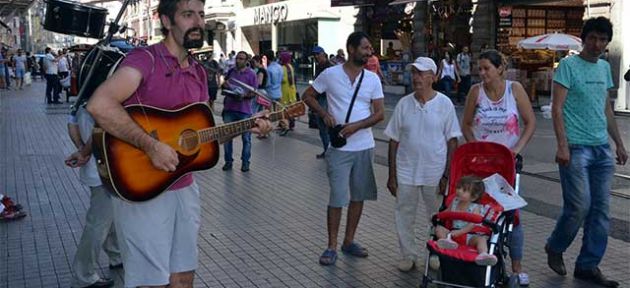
[587,0,591,17]
[70,0,133,115]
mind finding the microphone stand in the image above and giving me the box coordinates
[70,0,134,115]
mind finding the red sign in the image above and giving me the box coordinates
[499,6,512,18]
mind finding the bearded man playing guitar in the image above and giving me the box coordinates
[86,0,272,287]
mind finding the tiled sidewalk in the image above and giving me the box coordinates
[1,82,628,287]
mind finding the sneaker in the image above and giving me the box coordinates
[437,238,458,250]
[397,259,414,272]
[428,255,440,270]
[574,267,619,288]
[316,152,326,159]
[517,272,529,286]
[545,244,566,275]
[222,162,233,171]
[474,253,497,266]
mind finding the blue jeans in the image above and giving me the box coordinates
[316,95,329,151]
[440,76,454,98]
[547,144,614,270]
[509,222,523,261]
[222,111,252,163]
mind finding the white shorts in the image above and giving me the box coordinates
[112,182,201,287]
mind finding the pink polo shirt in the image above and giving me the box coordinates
[121,42,209,190]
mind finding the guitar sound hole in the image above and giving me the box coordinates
[179,129,200,153]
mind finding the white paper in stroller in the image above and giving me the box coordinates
[483,173,527,211]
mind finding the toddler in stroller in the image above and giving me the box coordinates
[421,142,519,288]
[435,175,498,266]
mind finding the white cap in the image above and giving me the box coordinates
[407,57,437,74]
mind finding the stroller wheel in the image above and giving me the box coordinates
[507,274,519,288]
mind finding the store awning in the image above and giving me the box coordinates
[499,0,583,6]
[0,0,36,20]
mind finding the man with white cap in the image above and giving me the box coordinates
[384,57,461,271]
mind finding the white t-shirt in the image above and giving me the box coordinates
[70,108,101,187]
[45,53,58,74]
[58,57,69,73]
[441,59,456,79]
[312,65,384,151]
[384,92,462,185]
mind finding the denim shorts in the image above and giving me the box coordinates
[15,68,25,78]
[326,148,378,207]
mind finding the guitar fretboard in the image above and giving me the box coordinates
[198,110,287,143]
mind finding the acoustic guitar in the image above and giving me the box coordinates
[92,101,305,202]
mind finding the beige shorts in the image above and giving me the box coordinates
[112,181,201,287]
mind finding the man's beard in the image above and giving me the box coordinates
[352,54,367,66]
[183,28,204,49]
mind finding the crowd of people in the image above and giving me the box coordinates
[0,48,39,91]
[39,0,624,285]
[0,46,74,105]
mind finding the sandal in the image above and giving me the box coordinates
[341,242,368,258]
[437,238,459,250]
[319,249,337,266]
[475,253,498,266]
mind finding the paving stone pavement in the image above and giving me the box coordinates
[1,82,629,288]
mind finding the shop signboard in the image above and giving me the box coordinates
[499,6,512,27]
[331,0,373,7]
[254,3,289,25]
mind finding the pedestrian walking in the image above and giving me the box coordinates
[384,56,461,272]
[0,49,6,89]
[44,47,61,104]
[456,46,472,102]
[437,51,460,101]
[13,49,27,90]
[311,46,333,158]
[279,51,297,135]
[302,31,385,266]
[461,49,536,286]
[65,107,122,288]
[221,51,258,172]
[546,16,627,288]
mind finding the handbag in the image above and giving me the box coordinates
[308,109,318,129]
[328,69,364,148]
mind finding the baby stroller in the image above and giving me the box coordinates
[420,142,521,288]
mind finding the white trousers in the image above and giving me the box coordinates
[395,184,441,261]
[72,185,121,287]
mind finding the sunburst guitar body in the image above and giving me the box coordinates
[92,102,305,202]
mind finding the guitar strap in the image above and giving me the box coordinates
[133,48,157,136]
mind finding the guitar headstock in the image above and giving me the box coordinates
[282,102,306,118]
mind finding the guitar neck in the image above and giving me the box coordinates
[199,110,287,142]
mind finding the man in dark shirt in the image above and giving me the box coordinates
[312,46,333,159]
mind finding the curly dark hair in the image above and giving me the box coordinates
[158,0,206,36]
[581,16,613,42]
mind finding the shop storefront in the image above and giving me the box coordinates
[496,1,585,107]
[233,0,357,82]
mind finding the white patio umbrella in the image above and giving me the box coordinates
[517,32,582,51]
[517,32,583,116]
